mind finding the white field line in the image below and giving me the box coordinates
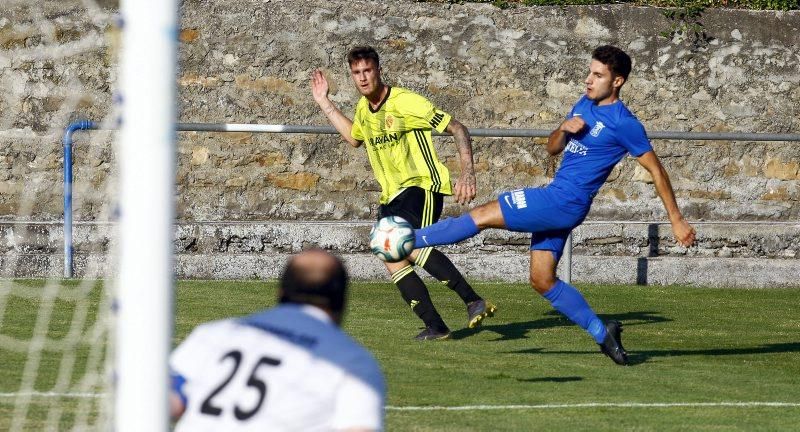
[385,402,800,411]
[1,393,799,411]
[0,392,103,399]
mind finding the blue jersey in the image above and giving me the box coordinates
[552,96,652,199]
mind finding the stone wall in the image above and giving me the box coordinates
[1,1,799,224]
[0,1,798,282]
[176,1,800,222]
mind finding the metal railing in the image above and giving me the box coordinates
[62,121,800,278]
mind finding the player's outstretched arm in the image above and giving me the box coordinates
[636,151,696,247]
[310,69,362,147]
[446,118,476,205]
[547,117,586,155]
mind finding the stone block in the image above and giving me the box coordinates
[267,172,320,191]
[761,186,790,201]
[191,146,209,165]
[632,165,654,184]
[764,158,799,180]
[179,28,200,43]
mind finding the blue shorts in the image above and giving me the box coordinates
[498,185,591,261]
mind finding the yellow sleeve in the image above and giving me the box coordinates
[396,91,452,133]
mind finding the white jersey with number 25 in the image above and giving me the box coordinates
[170,304,385,431]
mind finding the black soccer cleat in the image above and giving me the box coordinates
[598,320,629,366]
[414,326,451,341]
[467,299,497,329]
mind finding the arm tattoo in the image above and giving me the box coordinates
[453,124,475,175]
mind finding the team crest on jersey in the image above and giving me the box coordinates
[385,114,394,129]
[589,121,605,137]
[565,139,588,156]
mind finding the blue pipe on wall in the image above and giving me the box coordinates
[63,120,97,278]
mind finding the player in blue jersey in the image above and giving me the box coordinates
[413,45,696,365]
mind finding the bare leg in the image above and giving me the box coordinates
[468,200,507,230]
[528,250,559,294]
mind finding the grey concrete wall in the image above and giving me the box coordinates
[0,1,798,283]
[2,221,797,287]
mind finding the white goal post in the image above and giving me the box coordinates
[115,0,178,431]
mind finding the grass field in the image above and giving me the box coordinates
[2,279,800,430]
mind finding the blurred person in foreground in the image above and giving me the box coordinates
[170,248,385,431]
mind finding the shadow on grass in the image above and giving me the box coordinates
[624,342,800,365]
[508,342,800,366]
[516,376,584,383]
[451,318,567,341]
[451,310,670,341]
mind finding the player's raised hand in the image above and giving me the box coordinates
[310,69,329,103]
[454,172,476,205]
[559,116,587,134]
[672,218,696,247]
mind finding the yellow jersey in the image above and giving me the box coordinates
[351,87,453,204]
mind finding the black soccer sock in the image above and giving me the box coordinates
[392,265,448,331]
[416,248,481,304]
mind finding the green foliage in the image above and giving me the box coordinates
[521,0,625,5]
[646,0,797,10]
[456,0,797,47]
[659,4,714,49]
[444,0,798,8]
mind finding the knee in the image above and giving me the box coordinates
[529,272,556,294]
[469,201,502,230]
[468,207,488,229]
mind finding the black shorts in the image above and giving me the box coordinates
[378,187,444,229]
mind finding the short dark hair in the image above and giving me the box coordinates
[279,249,348,313]
[347,46,380,68]
[592,45,632,81]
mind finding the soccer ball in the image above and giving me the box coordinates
[369,216,415,263]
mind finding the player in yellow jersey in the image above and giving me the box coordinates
[311,46,496,340]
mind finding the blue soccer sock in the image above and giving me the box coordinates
[542,279,607,344]
[414,214,480,248]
